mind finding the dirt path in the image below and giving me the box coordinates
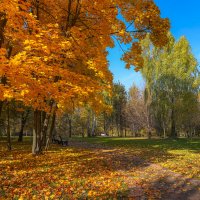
[69,141,200,200]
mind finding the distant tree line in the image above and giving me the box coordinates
[54,34,200,138]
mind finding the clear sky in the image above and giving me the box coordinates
[108,0,200,91]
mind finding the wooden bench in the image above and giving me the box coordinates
[59,136,68,146]
[52,135,68,146]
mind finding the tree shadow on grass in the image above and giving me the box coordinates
[0,144,175,188]
[92,137,200,153]
[0,139,200,199]
[120,173,200,200]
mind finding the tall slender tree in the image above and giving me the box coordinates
[140,34,199,137]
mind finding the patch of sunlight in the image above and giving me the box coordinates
[47,150,61,153]
[0,160,21,165]
[167,149,189,155]
[83,157,97,161]
[57,152,84,157]
[13,170,30,176]
[111,137,146,140]
[152,145,161,148]
[102,149,116,153]
[188,141,200,144]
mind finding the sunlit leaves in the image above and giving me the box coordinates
[1,138,200,199]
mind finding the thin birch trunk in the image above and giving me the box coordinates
[7,102,11,151]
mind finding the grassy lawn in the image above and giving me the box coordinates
[0,137,200,199]
[73,137,200,179]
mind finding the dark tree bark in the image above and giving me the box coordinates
[171,108,177,138]
[0,101,3,117]
[18,110,30,142]
[67,114,72,138]
[170,97,177,138]
[146,104,152,139]
[7,102,11,151]
[69,118,72,138]
[41,112,51,146]
[0,12,7,48]
[87,112,91,137]
[124,119,127,137]
[81,123,85,138]
[32,110,43,154]
[103,112,106,133]
[45,112,56,151]
[120,113,123,137]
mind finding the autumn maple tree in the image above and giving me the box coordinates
[0,0,170,153]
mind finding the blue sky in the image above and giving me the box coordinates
[108,0,200,91]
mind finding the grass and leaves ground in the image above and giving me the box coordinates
[75,137,200,179]
[0,137,200,199]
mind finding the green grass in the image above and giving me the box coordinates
[72,137,200,152]
[1,136,200,199]
[72,137,200,178]
[1,136,200,179]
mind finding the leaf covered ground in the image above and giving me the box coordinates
[0,137,200,199]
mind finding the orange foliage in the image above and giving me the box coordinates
[0,0,170,113]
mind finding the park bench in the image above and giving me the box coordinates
[52,135,68,146]
[59,135,68,146]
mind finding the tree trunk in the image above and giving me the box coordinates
[41,112,51,146]
[148,130,152,139]
[111,118,114,136]
[132,125,135,137]
[18,127,24,143]
[91,112,96,137]
[69,118,72,138]
[87,112,91,137]
[124,118,127,137]
[117,125,120,137]
[111,126,114,137]
[0,12,7,48]
[81,125,85,138]
[170,98,177,138]
[32,110,42,155]
[18,110,30,142]
[36,0,40,20]
[0,101,3,117]
[146,104,152,139]
[119,110,123,137]
[32,113,39,154]
[162,121,166,138]
[163,127,166,139]
[67,115,72,138]
[7,102,11,151]
[41,111,46,145]
[103,112,107,133]
[45,112,56,151]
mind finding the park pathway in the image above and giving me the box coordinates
[69,141,200,200]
